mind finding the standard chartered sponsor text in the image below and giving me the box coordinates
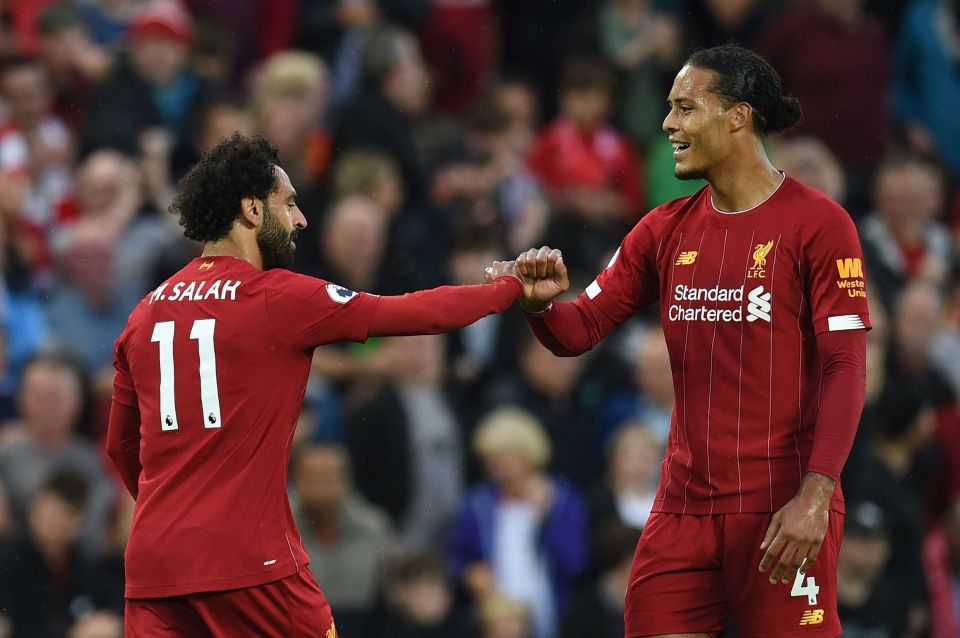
[669,284,770,323]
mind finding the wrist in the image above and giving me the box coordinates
[521,298,554,314]
[799,472,836,503]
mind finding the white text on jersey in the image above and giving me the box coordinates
[148,280,241,304]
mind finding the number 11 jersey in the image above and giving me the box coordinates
[112,256,379,599]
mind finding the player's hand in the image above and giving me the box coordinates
[515,246,570,313]
[758,473,834,585]
[483,260,520,285]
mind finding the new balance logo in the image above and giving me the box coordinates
[836,258,863,279]
[746,285,771,322]
[798,609,824,626]
[675,251,698,265]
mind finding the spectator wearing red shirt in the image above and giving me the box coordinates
[527,59,641,271]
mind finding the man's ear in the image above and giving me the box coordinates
[727,102,753,134]
[239,197,262,227]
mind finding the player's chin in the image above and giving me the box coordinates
[674,162,707,181]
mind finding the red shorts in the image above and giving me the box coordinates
[125,568,336,638]
[625,511,843,637]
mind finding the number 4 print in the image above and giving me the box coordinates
[791,572,820,606]
[151,319,222,431]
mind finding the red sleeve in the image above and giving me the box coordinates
[805,329,867,483]
[804,204,872,335]
[265,272,380,349]
[368,276,521,336]
[525,297,618,356]
[107,401,142,499]
[107,337,142,499]
[525,217,660,355]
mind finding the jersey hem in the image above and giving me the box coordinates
[124,561,299,599]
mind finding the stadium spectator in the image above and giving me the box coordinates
[80,0,211,175]
[527,58,642,271]
[447,406,588,638]
[194,94,256,154]
[492,77,539,160]
[598,0,680,148]
[770,135,847,209]
[894,0,960,176]
[292,442,393,637]
[846,381,936,636]
[477,593,533,638]
[35,3,110,131]
[486,332,595,486]
[0,469,100,638]
[332,24,432,207]
[560,522,641,638]
[836,500,901,637]
[598,325,673,448]
[684,0,771,50]
[345,334,463,552]
[756,0,890,185]
[589,422,661,536]
[0,56,73,266]
[376,551,470,638]
[514,44,870,636]
[251,51,331,191]
[860,154,951,311]
[0,352,113,552]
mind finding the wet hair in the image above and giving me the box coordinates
[171,133,280,242]
[686,45,801,136]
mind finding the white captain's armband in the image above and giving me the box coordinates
[586,280,602,300]
[827,315,865,331]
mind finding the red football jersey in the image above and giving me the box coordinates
[585,176,870,515]
[112,256,379,598]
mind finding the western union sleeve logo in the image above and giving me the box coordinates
[836,258,863,279]
[798,609,824,626]
[675,251,698,266]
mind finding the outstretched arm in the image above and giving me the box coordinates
[367,263,521,337]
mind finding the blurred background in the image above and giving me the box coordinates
[0,0,955,636]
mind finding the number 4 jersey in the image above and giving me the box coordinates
[585,175,871,516]
[112,256,380,599]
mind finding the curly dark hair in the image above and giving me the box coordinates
[171,133,281,242]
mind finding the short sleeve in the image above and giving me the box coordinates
[112,334,138,408]
[581,217,660,324]
[265,271,380,350]
[805,206,872,335]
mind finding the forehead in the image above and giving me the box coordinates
[272,166,295,196]
[668,65,719,102]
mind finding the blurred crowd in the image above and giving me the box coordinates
[0,0,958,637]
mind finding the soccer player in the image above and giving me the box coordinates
[106,134,522,637]
[511,45,869,637]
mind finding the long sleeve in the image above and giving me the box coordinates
[106,400,142,499]
[806,329,867,482]
[367,276,521,337]
[524,297,620,357]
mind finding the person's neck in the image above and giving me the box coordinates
[305,505,340,536]
[887,219,925,247]
[708,150,782,213]
[203,235,263,270]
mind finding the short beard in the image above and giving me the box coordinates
[256,201,295,270]
[675,166,708,181]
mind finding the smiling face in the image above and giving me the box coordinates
[662,65,738,181]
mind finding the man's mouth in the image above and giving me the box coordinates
[672,141,690,159]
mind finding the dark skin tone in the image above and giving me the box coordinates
[491,63,841,638]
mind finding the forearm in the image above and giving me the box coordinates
[367,276,521,337]
[525,297,615,356]
[806,330,867,483]
[106,401,142,499]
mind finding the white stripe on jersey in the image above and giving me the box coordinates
[827,314,866,331]
[586,280,602,299]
